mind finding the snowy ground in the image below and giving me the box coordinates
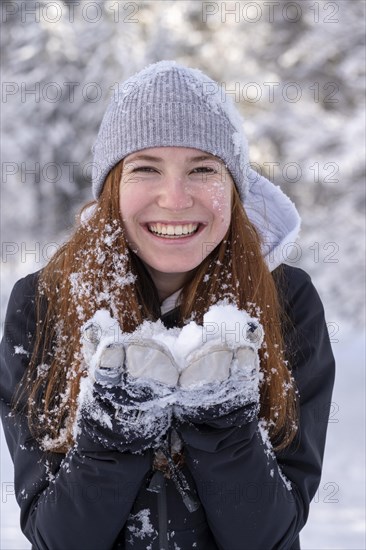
[1,294,365,549]
[300,330,365,549]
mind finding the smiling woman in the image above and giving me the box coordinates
[119,147,232,298]
[0,60,335,550]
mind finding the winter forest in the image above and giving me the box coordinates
[1,0,365,548]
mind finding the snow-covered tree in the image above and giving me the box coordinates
[1,0,365,325]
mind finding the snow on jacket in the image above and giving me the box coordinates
[0,263,335,550]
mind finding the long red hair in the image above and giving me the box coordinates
[16,159,298,452]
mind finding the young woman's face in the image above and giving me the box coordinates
[119,146,233,285]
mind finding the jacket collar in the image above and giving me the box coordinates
[160,289,183,316]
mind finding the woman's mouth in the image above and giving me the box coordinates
[146,222,201,239]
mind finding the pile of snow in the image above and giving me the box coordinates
[81,303,263,390]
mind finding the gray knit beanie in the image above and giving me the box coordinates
[91,60,250,200]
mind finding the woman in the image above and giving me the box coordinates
[0,60,335,550]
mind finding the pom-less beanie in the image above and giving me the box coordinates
[91,60,250,200]
[91,59,301,272]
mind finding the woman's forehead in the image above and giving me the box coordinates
[125,146,223,164]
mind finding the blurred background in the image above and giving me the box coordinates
[1,1,365,548]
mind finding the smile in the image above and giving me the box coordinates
[147,222,200,238]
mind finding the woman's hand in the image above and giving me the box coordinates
[75,308,264,451]
[75,312,179,453]
[173,322,263,425]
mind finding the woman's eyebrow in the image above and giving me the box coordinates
[188,155,223,163]
[126,154,164,162]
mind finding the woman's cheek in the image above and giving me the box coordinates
[208,182,232,220]
[119,184,142,220]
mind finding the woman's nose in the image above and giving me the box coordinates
[157,178,194,210]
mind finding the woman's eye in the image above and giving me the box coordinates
[191,167,217,174]
[132,166,157,173]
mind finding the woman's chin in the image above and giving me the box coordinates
[148,263,199,276]
[142,258,200,278]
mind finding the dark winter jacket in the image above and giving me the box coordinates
[0,264,335,550]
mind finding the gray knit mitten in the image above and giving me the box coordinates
[174,322,263,425]
[76,314,178,453]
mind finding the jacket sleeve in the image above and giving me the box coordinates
[177,266,335,550]
[0,273,152,550]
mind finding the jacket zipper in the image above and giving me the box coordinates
[147,434,200,549]
[159,442,200,513]
[147,469,169,549]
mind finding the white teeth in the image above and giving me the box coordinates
[148,223,199,237]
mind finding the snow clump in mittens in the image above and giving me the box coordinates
[172,304,265,420]
[75,303,264,440]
